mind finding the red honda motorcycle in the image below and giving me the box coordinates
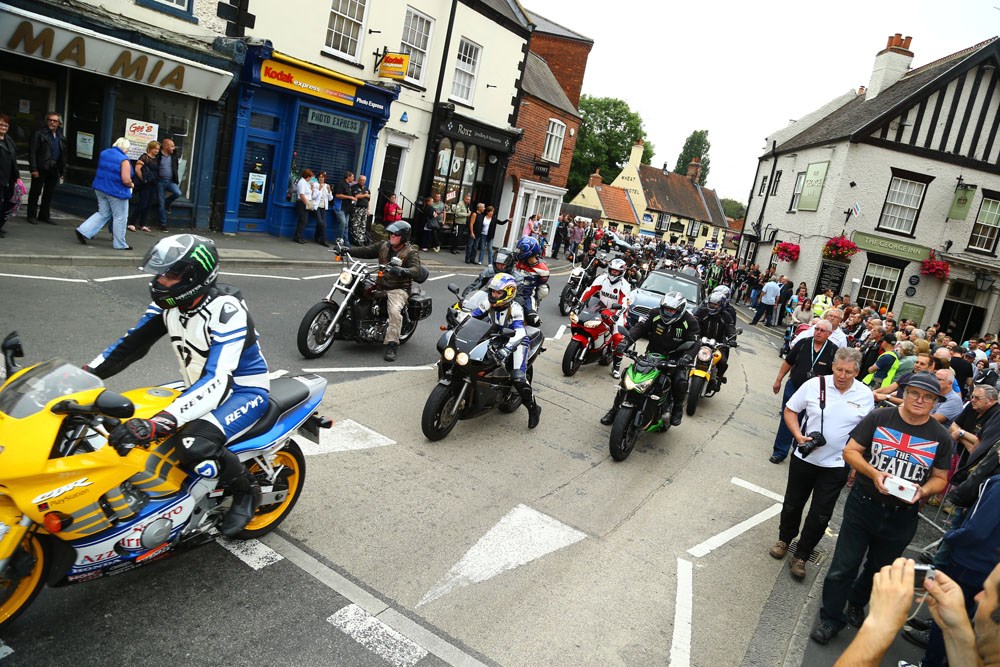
[561,304,624,376]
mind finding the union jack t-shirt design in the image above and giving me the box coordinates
[870,427,939,483]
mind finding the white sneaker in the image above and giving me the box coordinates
[612,368,621,379]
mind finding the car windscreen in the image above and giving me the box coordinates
[639,273,700,303]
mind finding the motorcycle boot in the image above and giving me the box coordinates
[220,468,262,537]
[384,342,398,362]
[611,358,622,379]
[601,389,624,425]
[513,375,541,429]
[527,400,542,429]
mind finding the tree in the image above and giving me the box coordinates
[721,198,746,219]
[566,95,655,198]
[673,130,711,186]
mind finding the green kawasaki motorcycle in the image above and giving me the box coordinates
[608,350,683,462]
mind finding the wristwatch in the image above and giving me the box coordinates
[957,430,966,440]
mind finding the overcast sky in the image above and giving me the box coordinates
[526,0,1000,203]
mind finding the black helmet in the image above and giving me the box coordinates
[659,291,687,325]
[142,234,219,310]
[493,248,514,273]
[706,292,726,315]
[385,221,411,244]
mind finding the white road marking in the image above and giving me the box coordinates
[298,418,396,455]
[418,504,586,607]
[216,537,284,570]
[301,273,340,281]
[0,273,88,283]
[545,324,566,341]
[328,604,428,667]
[221,271,300,281]
[93,274,148,282]
[686,504,782,558]
[731,477,784,503]
[425,272,455,281]
[267,369,289,379]
[0,640,12,660]
[670,558,693,667]
[302,365,436,373]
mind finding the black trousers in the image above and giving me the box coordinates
[28,165,60,221]
[293,200,308,241]
[778,455,850,558]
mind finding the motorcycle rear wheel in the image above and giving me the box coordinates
[0,533,48,630]
[422,384,462,441]
[561,340,584,376]
[686,376,706,416]
[297,302,339,359]
[609,407,639,462]
[399,315,418,344]
[237,441,306,539]
[558,283,575,316]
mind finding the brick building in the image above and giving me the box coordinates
[500,9,592,247]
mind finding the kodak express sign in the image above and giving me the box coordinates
[260,59,356,105]
[378,52,410,80]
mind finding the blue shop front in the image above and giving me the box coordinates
[223,46,397,236]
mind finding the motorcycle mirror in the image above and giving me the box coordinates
[2,331,25,378]
[500,327,516,339]
[447,282,461,295]
[95,390,135,419]
[736,328,744,335]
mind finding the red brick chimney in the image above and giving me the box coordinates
[588,169,603,187]
[686,157,702,183]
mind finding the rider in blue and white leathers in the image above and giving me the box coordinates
[468,272,542,429]
[86,234,268,537]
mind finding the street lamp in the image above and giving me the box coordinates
[975,270,996,292]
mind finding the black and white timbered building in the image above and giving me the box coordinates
[741,33,1000,340]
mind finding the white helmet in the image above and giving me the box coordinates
[607,258,626,284]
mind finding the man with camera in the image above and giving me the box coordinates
[769,347,874,580]
[810,371,952,645]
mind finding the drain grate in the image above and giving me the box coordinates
[787,539,826,566]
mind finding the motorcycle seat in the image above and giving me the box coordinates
[229,378,310,446]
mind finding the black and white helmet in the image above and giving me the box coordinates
[659,291,687,325]
[706,292,726,315]
[607,258,626,284]
[711,285,731,300]
[142,234,219,310]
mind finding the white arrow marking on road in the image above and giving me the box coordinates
[425,273,455,281]
[328,604,428,667]
[302,365,436,373]
[686,503,782,558]
[417,504,586,607]
[0,640,12,660]
[268,369,289,379]
[545,324,566,341]
[731,477,784,503]
[93,274,149,282]
[0,273,88,283]
[670,558,693,667]
[216,537,284,570]
[298,418,396,455]
[221,271,300,281]
[301,273,340,281]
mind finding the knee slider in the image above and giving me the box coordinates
[170,419,227,466]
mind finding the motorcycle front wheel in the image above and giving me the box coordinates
[237,441,306,539]
[561,340,584,376]
[0,533,49,630]
[686,375,706,416]
[609,406,639,461]
[422,384,462,441]
[297,302,339,358]
[558,282,576,316]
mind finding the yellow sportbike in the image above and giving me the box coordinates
[0,333,329,629]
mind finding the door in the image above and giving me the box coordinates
[376,145,402,224]
[0,74,56,160]
[237,139,278,232]
[938,300,985,341]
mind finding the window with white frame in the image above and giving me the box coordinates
[858,263,901,312]
[789,172,805,211]
[758,175,768,196]
[969,196,1000,253]
[450,38,480,104]
[401,7,433,83]
[152,0,186,6]
[877,175,928,235]
[138,0,193,18]
[325,0,367,60]
[542,119,566,163]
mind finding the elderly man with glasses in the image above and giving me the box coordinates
[810,371,953,645]
[791,308,848,348]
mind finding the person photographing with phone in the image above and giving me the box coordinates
[811,371,953,646]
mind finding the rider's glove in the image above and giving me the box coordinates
[678,355,694,367]
[385,264,407,277]
[109,411,177,455]
[615,340,631,355]
[495,345,513,363]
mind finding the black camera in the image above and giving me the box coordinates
[799,431,827,457]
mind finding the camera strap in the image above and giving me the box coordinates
[819,374,826,434]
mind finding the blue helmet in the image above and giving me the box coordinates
[515,236,542,261]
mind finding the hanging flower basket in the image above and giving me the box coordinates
[920,250,950,280]
[774,242,800,262]
[822,235,860,261]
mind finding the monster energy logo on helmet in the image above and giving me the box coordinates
[191,244,216,272]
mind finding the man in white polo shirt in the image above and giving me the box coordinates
[769,347,874,580]
[792,308,848,348]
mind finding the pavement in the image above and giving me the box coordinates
[0,208,578,272]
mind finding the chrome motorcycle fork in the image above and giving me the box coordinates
[446,379,471,419]
[321,281,361,339]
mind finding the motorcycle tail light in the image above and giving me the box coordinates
[443,347,456,361]
[697,348,713,362]
[584,319,602,329]
[456,352,470,366]
[43,511,73,533]
[338,270,352,285]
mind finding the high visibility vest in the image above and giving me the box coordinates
[863,351,900,388]
[813,295,833,317]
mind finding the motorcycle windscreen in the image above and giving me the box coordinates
[452,316,494,353]
[0,359,103,419]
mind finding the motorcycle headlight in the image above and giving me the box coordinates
[697,347,713,362]
[456,352,470,366]
[338,270,353,285]
[624,375,654,393]
[443,347,456,361]
[583,318,603,329]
